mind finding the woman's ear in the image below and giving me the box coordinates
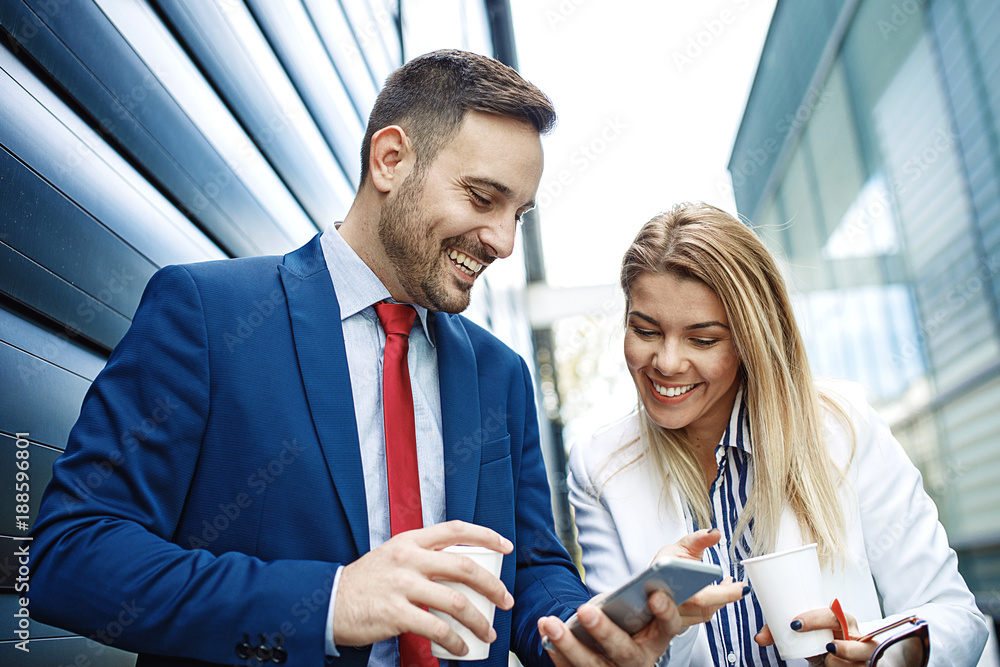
[368,125,414,193]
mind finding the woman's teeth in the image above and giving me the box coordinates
[652,382,697,397]
[448,249,483,276]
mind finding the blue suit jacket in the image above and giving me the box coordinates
[32,236,588,666]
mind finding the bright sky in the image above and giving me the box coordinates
[507,1,779,442]
[509,0,778,289]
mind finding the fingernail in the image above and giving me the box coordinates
[580,606,599,628]
[541,636,554,652]
[741,585,750,597]
[826,642,837,655]
[790,620,802,631]
[548,622,563,640]
[649,592,668,613]
[504,592,514,608]
[709,528,721,535]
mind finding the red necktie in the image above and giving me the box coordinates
[374,302,436,667]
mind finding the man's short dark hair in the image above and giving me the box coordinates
[359,49,556,185]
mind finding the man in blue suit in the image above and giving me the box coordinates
[31,50,680,666]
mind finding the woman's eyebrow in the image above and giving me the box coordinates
[629,311,659,326]
[686,321,730,331]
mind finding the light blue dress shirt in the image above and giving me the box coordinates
[319,225,446,663]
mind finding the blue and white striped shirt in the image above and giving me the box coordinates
[692,390,787,666]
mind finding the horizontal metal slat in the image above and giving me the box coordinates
[0,146,156,320]
[0,0,296,256]
[0,243,131,351]
[0,343,91,449]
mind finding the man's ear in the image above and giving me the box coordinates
[369,125,414,193]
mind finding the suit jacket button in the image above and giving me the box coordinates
[254,634,272,662]
[271,636,288,663]
[236,634,253,660]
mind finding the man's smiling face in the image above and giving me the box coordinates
[378,111,544,313]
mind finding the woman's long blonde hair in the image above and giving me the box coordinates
[619,202,851,565]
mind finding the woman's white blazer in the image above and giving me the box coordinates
[568,380,987,666]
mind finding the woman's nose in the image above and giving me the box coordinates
[652,341,689,376]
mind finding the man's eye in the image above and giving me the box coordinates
[469,190,490,205]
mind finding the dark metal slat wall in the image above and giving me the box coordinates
[0,0,507,661]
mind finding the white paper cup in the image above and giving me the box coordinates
[429,545,504,661]
[741,543,833,660]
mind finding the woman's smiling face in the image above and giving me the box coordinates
[624,272,741,441]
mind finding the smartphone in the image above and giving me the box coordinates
[565,557,724,651]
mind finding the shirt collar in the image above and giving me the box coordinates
[719,388,751,454]
[319,224,434,345]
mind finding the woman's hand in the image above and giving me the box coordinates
[754,606,880,666]
[652,529,749,627]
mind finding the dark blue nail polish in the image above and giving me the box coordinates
[742,585,750,596]
[826,642,837,655]
[790,620,802,630]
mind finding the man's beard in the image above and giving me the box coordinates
[377,169,477,314]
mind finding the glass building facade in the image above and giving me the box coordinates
[0,1,539,662]
[730,0,1000,630]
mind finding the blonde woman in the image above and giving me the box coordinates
[568,203,987,666]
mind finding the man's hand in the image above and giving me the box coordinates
[536,591,681,667]
[333,520,514,656]
[653,529,748,627]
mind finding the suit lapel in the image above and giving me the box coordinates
[279,235,370,555]
[434,313,482,524]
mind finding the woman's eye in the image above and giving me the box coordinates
[692,338,718,347]
[630,326,657,338]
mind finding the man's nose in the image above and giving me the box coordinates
[478,212,517,260]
